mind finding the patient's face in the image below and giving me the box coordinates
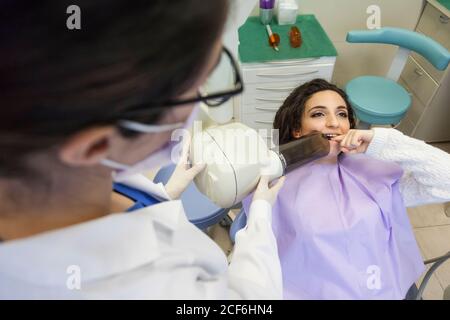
[294,90,351,138]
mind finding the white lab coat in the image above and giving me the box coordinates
[0,179,282,299]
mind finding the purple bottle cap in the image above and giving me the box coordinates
[260,0,275,9]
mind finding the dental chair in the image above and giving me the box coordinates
[345,27,450,128]
[153,164,231,230]
[229,208,450,300]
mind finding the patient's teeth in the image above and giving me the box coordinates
[322,133,338,140]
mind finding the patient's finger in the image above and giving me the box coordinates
[349,130,360,147]
[341,131,353,148]
[332,134,345,142]
[345,130,359,149]
[350,132,363,148]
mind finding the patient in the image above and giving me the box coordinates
[243,79,450,299]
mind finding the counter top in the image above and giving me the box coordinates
[428,0,450,17]
[238,15,337,63]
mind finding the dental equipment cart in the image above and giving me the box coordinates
[235,15,337,146]
[397,0,450,142]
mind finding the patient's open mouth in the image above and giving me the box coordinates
[322,133,339,140]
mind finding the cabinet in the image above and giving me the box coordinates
[397,1,450,142]
[235,58,335,144]
[235,15,337,145]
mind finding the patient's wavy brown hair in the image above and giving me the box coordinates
[273,79,356,145]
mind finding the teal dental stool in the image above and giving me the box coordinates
[345,27,450,128]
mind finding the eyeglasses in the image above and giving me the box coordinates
[119,46,244,121]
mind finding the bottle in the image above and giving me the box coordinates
[277,0,298,25]
[260,0,275,25]
[289,26,302,48]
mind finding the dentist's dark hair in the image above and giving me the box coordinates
[273,79,356,145]
[0,0,228,177]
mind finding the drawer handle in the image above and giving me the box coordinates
[255,107,280,112]
[254,120,274,124]
[255,97,285,103]
[264,58,320,65]
[257,70,319,78]
[439,15,449,24]
[414,68,424,76]
[256,86,297,92]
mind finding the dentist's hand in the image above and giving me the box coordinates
[332,129,375,154]
[253,175,286,206]
[164,136,206,200]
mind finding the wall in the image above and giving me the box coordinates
[247,0,425,87]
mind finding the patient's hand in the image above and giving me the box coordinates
[332,129,374,154]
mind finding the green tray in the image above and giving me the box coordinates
[437,0,450,12]
[238,15,337,63]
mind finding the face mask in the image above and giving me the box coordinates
[101,104,200,182]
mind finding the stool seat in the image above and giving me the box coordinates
[346,76,411,125]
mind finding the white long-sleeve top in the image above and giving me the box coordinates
[365,128,450,207]
[0,181,281,299]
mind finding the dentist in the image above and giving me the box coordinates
[0,0,284,299]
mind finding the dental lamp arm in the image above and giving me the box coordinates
[365,128,450,207]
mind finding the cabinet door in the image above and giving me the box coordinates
[414,4,450,83]
[417,4,450,51]
[413,77,450,142]
[242,81,298,108]
[241,112,276,130]
[411,50,446,84]
[242,63,334,84]
[401,57,438,106]
[398,78,426,126]
[396,117,415,136]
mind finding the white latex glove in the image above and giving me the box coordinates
[164,135,206,200]
[253,175,286,206]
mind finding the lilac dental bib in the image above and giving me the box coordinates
[243,153,424,299]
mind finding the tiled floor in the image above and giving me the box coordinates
[407,133,450,299]
[419,143,450,300]
[408,203,450,300]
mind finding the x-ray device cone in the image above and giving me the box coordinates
[190,122,330,208]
